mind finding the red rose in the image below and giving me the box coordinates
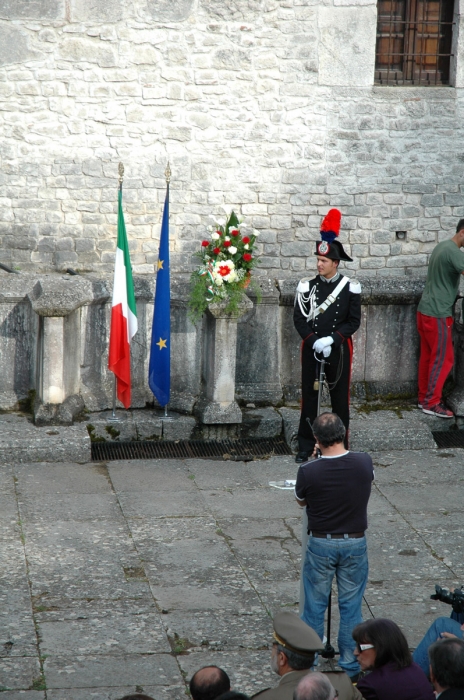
[213,247,221,255]
[231,229,239,237]
[223,240,231,247]
[216,230,222,236]
[201,240,209,247]
[243,253,252,262]
[242,236,250,244]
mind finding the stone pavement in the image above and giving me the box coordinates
[1,438,463,699]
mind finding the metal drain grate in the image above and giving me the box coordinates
[91,437,292,462]
[432,430,464,448]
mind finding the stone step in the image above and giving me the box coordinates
[0,414,91,463]
[0,405,443,464]
[278,406,437,453]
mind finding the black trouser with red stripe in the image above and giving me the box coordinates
[297,339,352,453]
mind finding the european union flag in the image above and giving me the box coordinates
[149,183,170,407]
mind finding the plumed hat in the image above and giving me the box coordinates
[315,208,352,262]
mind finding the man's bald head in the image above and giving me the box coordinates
[190,666,231,700]
[293,672,336,700]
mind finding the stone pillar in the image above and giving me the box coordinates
[447,298,464,416]
[28,276,93,425]
[235,279,283,405]
[196,294,253,424]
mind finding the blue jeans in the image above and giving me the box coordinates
[301,534,368,675]
[413,616,464,675]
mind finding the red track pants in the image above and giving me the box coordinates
[417,311,454,409]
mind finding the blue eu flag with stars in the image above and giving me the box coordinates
[149,184,170,407]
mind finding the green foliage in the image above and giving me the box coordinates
[18,389,36,415]
[30,676,46,691]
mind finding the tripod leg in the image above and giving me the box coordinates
[299,511,308,616]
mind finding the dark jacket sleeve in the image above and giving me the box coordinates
[330,290,361,350]
[295,465,306,500]
[356,678,379,700]
[293,296,318,345]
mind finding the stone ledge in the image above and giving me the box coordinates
[0,414,90,464]
[278,405,437,454]
[277,276,425,306]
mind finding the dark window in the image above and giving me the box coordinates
[375,0,454,85]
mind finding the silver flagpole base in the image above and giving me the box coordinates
[161,405,177,422]
[109,375,123,422]
[108,414,122,423]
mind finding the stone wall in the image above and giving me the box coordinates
[0,0,464,279]
[0,271,423,415]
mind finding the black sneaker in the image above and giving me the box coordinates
[422,403,453,418]
[295,451,309,463]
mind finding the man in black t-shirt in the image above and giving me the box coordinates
[295,413,374,681]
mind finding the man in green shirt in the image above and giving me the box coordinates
[417,220,464,417]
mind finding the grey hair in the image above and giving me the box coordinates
[276,644,315,671]
[293,673,336,700]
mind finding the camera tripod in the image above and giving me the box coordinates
[299,357,337,659]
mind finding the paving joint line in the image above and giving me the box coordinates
[12,463,47,698]
[372,482,458,578]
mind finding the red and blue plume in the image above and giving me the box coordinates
[320,209,341,244]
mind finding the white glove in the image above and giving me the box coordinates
[323,345,332,358]
[313,336,333,354]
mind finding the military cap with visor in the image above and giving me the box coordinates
[273,611,324,655]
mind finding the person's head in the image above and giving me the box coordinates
[352,618,412,672]
[316,255,339,280]
[271,611,323,676]
[453,220,464,246]
[190,666,231,700]
[312,413,346,449]
[428,637,464,691]
[293,672,336,700]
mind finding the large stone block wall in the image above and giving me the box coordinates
[0,272,423,414]
[0,0,464,278]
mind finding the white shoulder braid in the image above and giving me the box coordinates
[349,278,361,294]
[297,277,310,294]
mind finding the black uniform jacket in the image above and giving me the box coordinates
[293,274,361,350]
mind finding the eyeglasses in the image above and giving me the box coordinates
[356,643,375,652]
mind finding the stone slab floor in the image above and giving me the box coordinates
[1,449,463,699]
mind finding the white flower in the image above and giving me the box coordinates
[238,221,248,228]
[207,225,213,232]
[253,229,259,236]
[224,236,230,242]
[229,246,237,255]
[214,277,223,286]
[209,215,226,227]
[212,232,220,240]
[244,244,249,250]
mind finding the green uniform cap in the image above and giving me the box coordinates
[273,612,324,656]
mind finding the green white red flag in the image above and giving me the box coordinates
[108,189,138,408]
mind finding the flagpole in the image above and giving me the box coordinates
[161,161,176,423]
[109,162,125,423]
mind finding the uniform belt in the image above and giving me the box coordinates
[310,531,365,539]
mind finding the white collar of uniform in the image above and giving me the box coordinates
[320,451,349,459]
[319,272,340,284]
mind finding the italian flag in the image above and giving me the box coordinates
[108,189,138,408]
